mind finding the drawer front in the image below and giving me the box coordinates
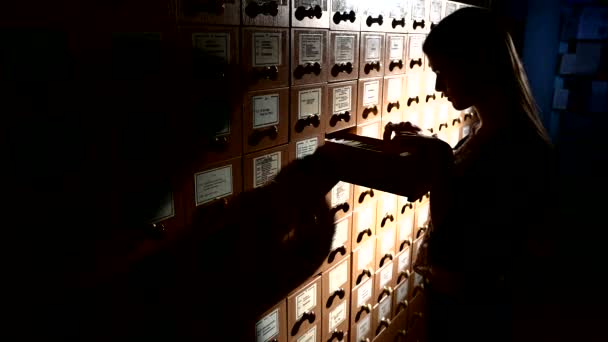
[241,28,289,90]
[326,81,358,133]
[291,29,329,86]
[329,32,360,82]
[359,33,386,79]
[287,276,323,339]
[256,300,288,342]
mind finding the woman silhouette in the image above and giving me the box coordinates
[397,7,559,342]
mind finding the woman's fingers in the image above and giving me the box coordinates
[383,121,423,141]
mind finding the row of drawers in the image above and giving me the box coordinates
[203,78,473,163]
[255,252,428,342]
[176,0,469,33]
[190,28,432,89]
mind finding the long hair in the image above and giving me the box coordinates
[423,7,551,143]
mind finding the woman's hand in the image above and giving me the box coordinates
[383,121,423,141]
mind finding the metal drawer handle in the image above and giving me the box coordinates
[355,304,372,322]
[330,111,351,127]
[397,270,410,284]
[375,318,391,335]
[358,189,375,203]
[379,253,394,268]
[377,286,393,303]
[248,125,278,146]
[333,10,356,24]
[328,245,347,263]
[295,5,322,21]
[291,311,316,336]
[356,269,372,285]
[326,288,346,308]
[356,228,372,243]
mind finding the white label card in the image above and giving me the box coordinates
[299,34,323,64]
[295,0,327,11]
[255,308,279,342]
[332,86,352,114]
[334,35,355,64]
[380,265,394,288]
[365,36,382,62]
[388,0,408,18]
[439,103,450,122]
[409,35,424,60]
[332,0,355,12]
[412,0,426,21]
[192,33,229,62]
[296,283,317,320]
[400,216,413,243]
[383,195,396,215]
[296,137,318,159]
[361,123,379,138]
[254,152,281,188]
[298,88,322,119]
[252,94,280,129]
[357,315,371,341]
[414,272,424,288]
[297,325,316,342]
[357,206,373,233]
[417,203,429,227]
[329,260,348,292]
[423,106,435,129]
[331,219,349,251]
[389,36,404,61]
[381,230,395,255]
[445,2,459,17]
[387,78,402,103]
[363,81,380,106]
[379,298,392,321]
[195,165,233,206]
[328,301,347,332]
[407,73,421,98]
[357,278,373,306]
[396,281,409,304]
[430,0,442,23]
[358,241,373,270]
[253,32,281,67]
[331,181,350,207]
[426,72,437,94]
[398,250,411,273]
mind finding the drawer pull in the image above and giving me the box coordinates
[379,253,394,268]
[295,5,323,21]
[326,288,346,308]
[392,18,405,28]
[361,105,378,119]
[358,189,375,203]
[245,0,278,18]
[381,214,394,227]
[366,15,384,27]
[364,61,381,74]
[291,311,316,336]
[409,58,422,69]
[355,304,372,322]
[248,125,278,146]
[375,318,391,335]
[377,286,393,303]
[355,269,372,285]
[331,62,353,76]
[328,245,347,263]
[295,114,321,133]
[294,62,322,79]
[407,96,419,106]
[389,59,403,71]
[333,10,356,24]
[356,228,372,243]
[329,111,351,127]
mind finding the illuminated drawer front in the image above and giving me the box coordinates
[384,34,407,75]
[326,80,358,134]
[255,300,288,342]
[290,84,328,140]
[322,258,350,342]
[352,237,377,289]
[375,226,397,271]
[374,260,396,306]
[287,276,323,340]
[409,0,431,34]
[360,33,386,79]
[350,276,375,342]
[330,0,361,31]
[241,28,289,90]
[352,203,377,250]
[315,215,352,274]
[376,192,398,235]
[328,32,360,82]
[291,28,329,86]
[291,0,330,29]
[243,88,289,154]
[382,75,406,126]
[327,181,354,222]
[243,145,288,191]
[241,0,290,27]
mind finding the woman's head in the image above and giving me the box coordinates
[423,7,548,140]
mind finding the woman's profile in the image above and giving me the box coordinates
[395,7,559,342]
